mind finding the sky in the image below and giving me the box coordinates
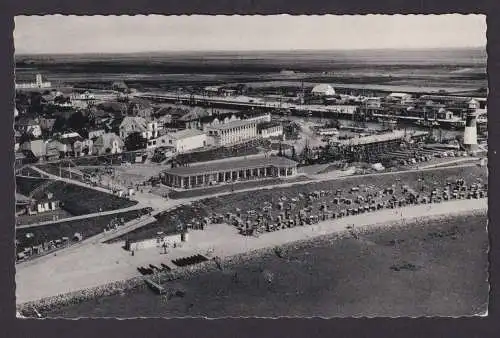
[14,14,486,54]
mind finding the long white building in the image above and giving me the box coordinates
[206,114,271,146]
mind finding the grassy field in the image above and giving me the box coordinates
[45,212,488,317]
[16,176,138,215]
[16,208,152,255]
[15,176,48,196]
[106,204,206,243]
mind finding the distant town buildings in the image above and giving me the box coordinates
[15,73,52,90]
[258,121,284,139]
[386,92,413,104]
[92,133,124,155]
[311,84,336,97]
[16,117,42,138]
[119,116,159,140]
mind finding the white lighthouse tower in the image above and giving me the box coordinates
[463,99,479,152]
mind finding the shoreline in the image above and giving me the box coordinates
[17,208,487,317]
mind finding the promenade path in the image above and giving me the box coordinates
[16,197,487,304]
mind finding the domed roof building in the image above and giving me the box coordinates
[311,84,336,97]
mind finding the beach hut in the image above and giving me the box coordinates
[73,232,83,242]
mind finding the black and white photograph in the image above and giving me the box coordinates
[13,14,488,318]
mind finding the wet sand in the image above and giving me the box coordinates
[45,211,488,318]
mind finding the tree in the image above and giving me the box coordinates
[291,146,297,160]
[19,133,35,144]
[52,116,67,133]
[68,111,89,134]
[278,143,283,156]
[125,132,147,151]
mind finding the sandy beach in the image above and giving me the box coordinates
[41,210,489,318]
[16,197,487,305]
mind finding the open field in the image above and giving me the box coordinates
[43,212,488,317]
[16,176,138,215]
[16,208,152,256]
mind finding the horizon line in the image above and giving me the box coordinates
[15,46,487,57]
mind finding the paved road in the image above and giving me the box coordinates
[16,204,148,229]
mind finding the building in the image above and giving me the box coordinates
[112,80,129,92]
[205,118,259,146]
[436,108,454,120]
[119,116,158,140]
[203,86,221,96]
[128,99,154,118]
[45,140,61,161]
[331,130,428,162]
[386,93,413,104]
[92,133,124,155]
[39,117,56,133]
[258,121,284,139]
[20,139,47,158]
[88,128,106,140]
[29,192,61,214]
[15,73,52,90]
[180,107,212,129]
[16,118,42,138]
[73,139,94,156]
[14,131,22,152]
[327,105,358,115]
[363,97,382,108]
[161,156,298,189]
[71,91,97,109]
[463,111,478,152]
[147,129,207,153]
[15,153,26,166]
[203,114,272,146]
[311,84,336,97]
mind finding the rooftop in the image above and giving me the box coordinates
[164,156,298,176]
[206,118,260,131]
[168,129,205,139]
[257,121,282,130]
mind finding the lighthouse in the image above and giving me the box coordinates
[463,99,479,152]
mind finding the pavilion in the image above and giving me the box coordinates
[161,156,298,189]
